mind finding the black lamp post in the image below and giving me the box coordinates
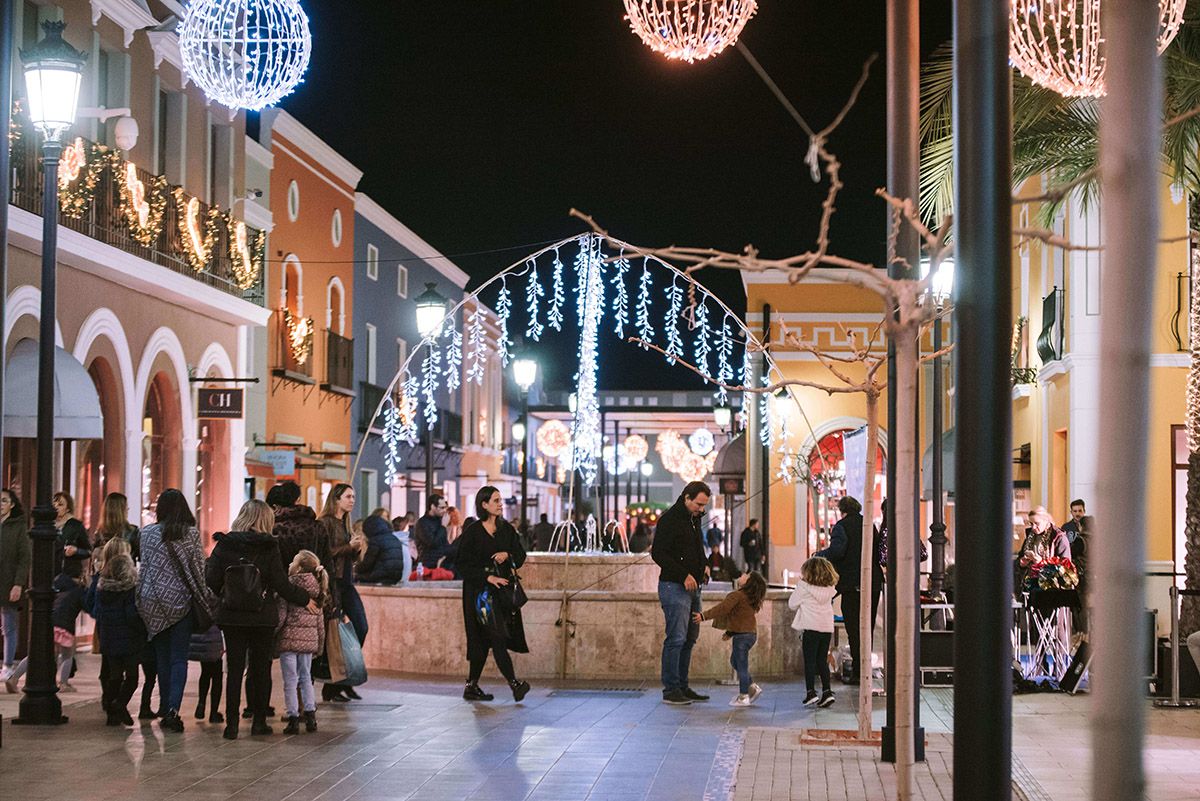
[413,283,448,504]
[924,258,954,599]
[512,354,537,531]
[15,20,86,727]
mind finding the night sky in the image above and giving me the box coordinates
[277,1,953,390]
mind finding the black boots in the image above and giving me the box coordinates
[302,710,317,732]
[283,716,300,735]
[160,711,184,732]
[463,682,494,701]
[250,716,273,736]
[509,679,531,703]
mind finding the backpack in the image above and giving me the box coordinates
[222,558,265,612]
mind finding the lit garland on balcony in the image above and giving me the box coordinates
[1009,0,1186,97]
[623,0,758,63]
[175,191,220,272]
[283,309,314,365]
[115,159,168,246]
[229,219,265,290]
[58,137,103,219]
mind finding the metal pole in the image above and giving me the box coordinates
[520,390,529,531]
[625,426,633,536]
[612,416,620,534]
[16,138,66,725]
[760,304,770,579]
[883,0,924,763]
[0,0,13,473]
[952,0,1012,794]
[425,424,434,506]
[929,311,947,598]
[1093,3,1160,799]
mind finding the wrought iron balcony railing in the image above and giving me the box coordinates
[323,331,354,395]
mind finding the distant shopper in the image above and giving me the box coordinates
[652,481,712,706]
[706,542,742,583]
[0,489,30,692]
[92,492,140,563]
[414,494,455,571]
[86,541,146,726]
[136,489,214,733]
[458,485,530,703]
[53,492,90,579]
[206,500,316,739]
[320,484,367,703]
[268,481,330,573]
[189,622,224,723]
[695,572,767,707]
[814,496,882,685]
[706,521,724,553]
[52,570,87,691]
[277,549,327,734]
[629,516,652,554]
[532,513,556,552]
[789,556,839,708]
[357,515,407,584]
[740,519,763,575]
[1061,500,1088,576]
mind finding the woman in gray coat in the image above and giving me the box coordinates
[136,489,214,733]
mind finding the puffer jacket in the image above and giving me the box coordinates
[0,514,30,608]
[86,576,146,657]
[188,624,224,662]
[788,580,838,633]
[273,505,330,574]
[205,530,311,628]
[276,572,323,655]
[357,516,406,584]
[52,573,86,633]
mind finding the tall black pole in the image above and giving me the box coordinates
[0,0,13,472]
[760,304,771,580]
[16,137,66,725]
[882,0,924,763]
[929,310,947,598]
[425,424,434,506]
[952,0,1012,796]
[519,390,529,531]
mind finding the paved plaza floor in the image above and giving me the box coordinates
[1,655,1198,800]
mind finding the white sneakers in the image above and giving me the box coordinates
[731,684,764,707]
[748,683,763,703]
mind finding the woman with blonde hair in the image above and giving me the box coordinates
[93,492,140,563]
[319,484,367,702]
[206,499,317,739]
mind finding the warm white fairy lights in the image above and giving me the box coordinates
[623,433,649,463]
[572,237,605,487]
[1009,0,1186,98]
[623,0,758,63]
[179,0,312,111]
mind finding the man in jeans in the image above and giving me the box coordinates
[652,481,712,705]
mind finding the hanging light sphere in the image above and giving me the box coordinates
[623,434,649,463]
[688,427,715,456]
[536,419,571,459]
[678,451,710,483]
[1009,0,1185,98]
[179,0,312,111]
[623,0,758,64]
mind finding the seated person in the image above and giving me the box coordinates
[414,494,457,574]
[357,515,407,584]
[706,542,742,583]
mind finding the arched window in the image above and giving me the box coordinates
[326,277,346,335]
[282,254,303,315]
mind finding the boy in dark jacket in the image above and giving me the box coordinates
[86,550,146,726]
[357,515,406,584]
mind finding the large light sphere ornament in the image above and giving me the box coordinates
[1009,0,1185,98]
[678,451,710,483]
[536,419,571,459]
[623,0,758,63]
[688,427,715,456]
[179,0,312,111]
[624,434,649,463]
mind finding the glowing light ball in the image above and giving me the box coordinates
[180,0,312,111]
[688,427,715,456]
[678,451,710,482]
[624,434,649,463]
[623,0,758,63]
[536,419,571,458]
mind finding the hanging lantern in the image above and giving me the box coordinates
[536,419,571,458]
[623,433,649,463]
[1009,0,1185,98]
[179,0,312,111]
[623,0,758,64]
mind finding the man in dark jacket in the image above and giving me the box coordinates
[414,494,455,572]
[357,515,406,584]
[651,481,711,705]
[815,496,882,684]
[532,513,556,552]
[740,519,763,575]
[268,482,330,572]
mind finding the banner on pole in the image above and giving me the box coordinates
[843,426,868,504]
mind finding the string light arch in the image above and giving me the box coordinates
[623,0,758,63]
[1009,0,1186,98]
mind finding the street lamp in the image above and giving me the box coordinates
[16,20,86,727]
[511,416,527,443]
[713,401,733,431]
[413,282,448,506]
[920,257,955,600]
[511,353,537,531]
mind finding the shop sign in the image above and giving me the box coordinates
[198,388,244,419]
[262,449,296,477]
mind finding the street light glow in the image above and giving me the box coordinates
[21,22,87,141]
[414,282,449,338]
[513,355,538,392]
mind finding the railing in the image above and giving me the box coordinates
[324,331,354,393]
[1035,287,1065,363]
[8,124,264,302]
[1172,270,1192,352]
[272,309,314,380]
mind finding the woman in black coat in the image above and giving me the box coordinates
[458,485,530,703]
[206,499,316,739]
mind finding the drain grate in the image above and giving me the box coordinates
[548,688,645,698]
[1011,753,1054,801]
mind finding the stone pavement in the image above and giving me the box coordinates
[1,654,1198,800]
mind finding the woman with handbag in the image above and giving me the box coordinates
[206,500,317,739]
[318,484,367,703]
[458,485,530,703]
[136,489,214,732]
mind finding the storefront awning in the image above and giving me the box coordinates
[3,339,103,440]
[712,431,746,478]
[921,428,955,497]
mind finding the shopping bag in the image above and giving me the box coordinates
[312,620,348,684]
[338,620,367,687]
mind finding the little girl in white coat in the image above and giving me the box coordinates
[788,556,839,707]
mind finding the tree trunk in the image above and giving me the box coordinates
[1182,240,1200,636]
[892,324,919,799]
[859,389,880,739]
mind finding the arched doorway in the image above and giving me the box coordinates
[77,357,124,531]
[142,372,182,524]
[804,427,887,555]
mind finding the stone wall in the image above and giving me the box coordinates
[357,585,804,681]
[518,552,661,592]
